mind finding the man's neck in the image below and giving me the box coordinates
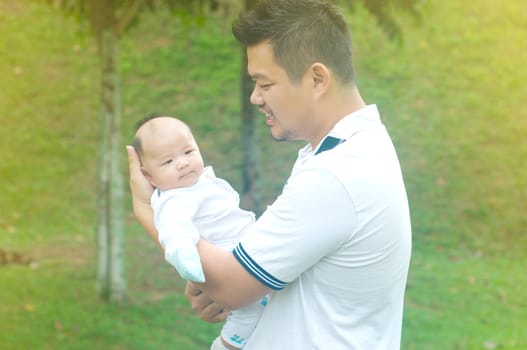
[309,85,366,149]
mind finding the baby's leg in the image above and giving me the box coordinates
[217,295,269,349]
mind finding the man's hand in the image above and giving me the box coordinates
[126,145,154,208]
[126,145,161,249]
[185,282,231,323]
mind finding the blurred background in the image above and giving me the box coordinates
[0,0,526,349]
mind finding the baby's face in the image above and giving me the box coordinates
[139,119,204,191]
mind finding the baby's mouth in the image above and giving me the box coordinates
[179,171,192,179]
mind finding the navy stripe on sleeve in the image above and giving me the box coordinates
[233,243,287,291]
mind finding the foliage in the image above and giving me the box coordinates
[341,0,427,42]
[48,0,226,37]
[1,0,526,349]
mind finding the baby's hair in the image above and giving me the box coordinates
[134,113,164,131]
[131,113,164,156]
[131,114,192,157]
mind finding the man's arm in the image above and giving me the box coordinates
[195,239,271,310]
[126,146,162,251]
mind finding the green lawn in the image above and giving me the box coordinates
[1,0,526,349]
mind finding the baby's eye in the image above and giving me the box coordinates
[163,159,173,165]
[185,149,195,155]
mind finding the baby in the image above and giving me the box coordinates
[131,114,267,350]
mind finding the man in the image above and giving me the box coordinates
[127,0,412,348]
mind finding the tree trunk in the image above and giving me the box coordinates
[96,28,126,302]
[240,0,262,215]
[91,0,126,303]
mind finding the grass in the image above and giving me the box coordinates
[1,0,526,349]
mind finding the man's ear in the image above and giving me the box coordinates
[310,63,330,97]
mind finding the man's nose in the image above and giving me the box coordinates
[250,86,262,105]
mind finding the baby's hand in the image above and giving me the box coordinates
[166,240,206,283]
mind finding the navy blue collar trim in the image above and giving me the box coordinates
[315,136,345,155]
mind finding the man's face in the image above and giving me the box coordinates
[247,41,315,142]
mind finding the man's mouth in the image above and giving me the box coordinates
[265,112,275,126]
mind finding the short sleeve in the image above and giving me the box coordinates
[234,169,357,289]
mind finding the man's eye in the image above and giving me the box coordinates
[254,80,272,90]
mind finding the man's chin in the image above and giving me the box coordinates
[270,129,288,142]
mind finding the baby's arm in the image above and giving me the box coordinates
[155,196,205,283]
[160,223,205,283]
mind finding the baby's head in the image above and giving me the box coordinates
[132,115,204,191]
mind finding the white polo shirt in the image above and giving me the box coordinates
[152,166,255,252]
[234,105,412,349]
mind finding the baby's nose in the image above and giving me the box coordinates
[176,159,189,170]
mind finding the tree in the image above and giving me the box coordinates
[239,0,261,215]
[49,0,222,303]
[49,0,141,303]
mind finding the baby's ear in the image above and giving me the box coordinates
[141,166,156,187]
[140,166,150,178]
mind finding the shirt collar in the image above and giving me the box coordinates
[309,104,381,156]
